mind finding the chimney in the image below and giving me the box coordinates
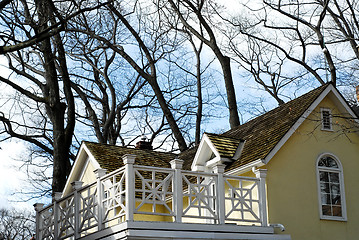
[135,135,153,150]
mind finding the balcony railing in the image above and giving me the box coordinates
[34,154,268,240]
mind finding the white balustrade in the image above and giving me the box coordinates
[35,156,268,239]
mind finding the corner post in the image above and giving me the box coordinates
[123,154,136,222]
[34,203,44,240]
[170,159,184,223]
[52,192,62,239]
[213,164,226,224]
[94,168,107,231]
[72,181,83,238]
[253,168,268,226]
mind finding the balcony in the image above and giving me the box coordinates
[34,154,290,240]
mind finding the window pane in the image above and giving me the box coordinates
[332,206,342,217]
[330,183,340,195]
[327,158,338,168]
[329,172,339,183]
[317,155,344,219]
[318,159,326,167]
[320,182,329,194]
[321,193,331,204]
[322,205,332,216]
[318,157,338,168]
[320,171,329,182]
[331,194,341,205]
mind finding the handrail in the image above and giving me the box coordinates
[35,156,267,240]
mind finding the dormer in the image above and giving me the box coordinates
[191,133,245,172]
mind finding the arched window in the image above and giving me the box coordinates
[317,154,346,220]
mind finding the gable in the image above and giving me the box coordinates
[181,84,358,175]
[62,141,178,196]
[62,143,100,197]
[191,133,244,171]
[221,84,329,172]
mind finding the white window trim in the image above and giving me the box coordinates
[316,153,347,221]
[320,108,333,131]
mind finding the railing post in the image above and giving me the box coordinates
[123,154,136,222]
[212,164,226,224]
[34,203,44,240]
[52,192,61,239]
[72,181,83,238]
[170,159,184,223]
[94,168,107,231]
[253,168,268,226]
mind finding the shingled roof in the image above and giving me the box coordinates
[222,84,328,171]
[205,133,243,159]
[82,84,328,173]
[180,84,329,172]
[83,141,178,172]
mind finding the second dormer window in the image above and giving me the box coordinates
[321,108,332,131]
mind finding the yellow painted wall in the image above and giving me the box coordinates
[80,158,97,186]
[265,96,359,240]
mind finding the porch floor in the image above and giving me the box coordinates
[79,221,291,240]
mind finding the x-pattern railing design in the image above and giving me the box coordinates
[57,195,75,239]
[134,166,174,216]
[35,155,268,240]
[39,205,55,240]
[102,169,126,223]
[78,183,98,233]
[224,176,260,223]
[182,173,217,219]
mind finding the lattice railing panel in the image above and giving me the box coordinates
[182,171,218,220]
[224,175,261,223]
[102,168,126,223]
[78,182,98,234]
[57,194,75,239]
[36,160,268,239]
[134,166,174,216]
[38,205,55,240]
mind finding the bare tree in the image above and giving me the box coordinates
[0,0,79,194]
[162,0,241,129]
[0,208,35,240]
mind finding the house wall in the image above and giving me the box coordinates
[80,158,97,186]
[264,96,359,240]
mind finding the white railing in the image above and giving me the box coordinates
[34,155,268,240]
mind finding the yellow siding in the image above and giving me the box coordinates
[265,96,359,240]
[80,158,97,186]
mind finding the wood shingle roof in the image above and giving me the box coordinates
[221,84,328,171]
[83,84,328,174]
[84,141,178,172]
[180,84,328,171]
[205,133,243,159]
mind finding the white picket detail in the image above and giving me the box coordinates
[35,157,268,240]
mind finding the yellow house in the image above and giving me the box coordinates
[34,83,359,240]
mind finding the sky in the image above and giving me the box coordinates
[0,140,34,210]
[0,56,37,210]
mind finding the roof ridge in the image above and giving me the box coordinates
[204,132,242,141]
